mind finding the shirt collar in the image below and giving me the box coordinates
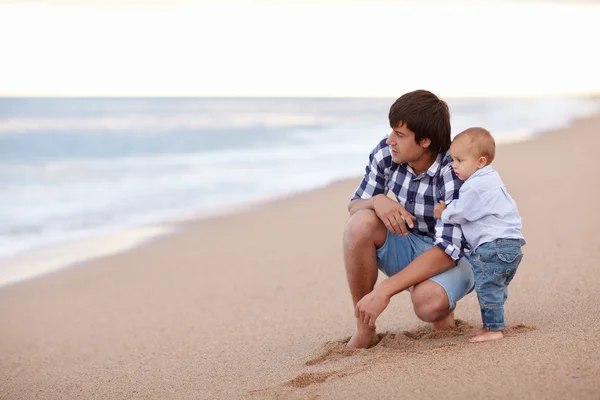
[470,165,494,180]
[403,153,444,179]
[425,153,444,177]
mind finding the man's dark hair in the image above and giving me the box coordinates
[388,90,451,154]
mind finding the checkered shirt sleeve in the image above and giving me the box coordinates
[434,163,465,260]
[352,138,391,200]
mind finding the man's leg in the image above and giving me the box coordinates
[411,257,475,330]
[410,280,455,330]
[343,209,387,348]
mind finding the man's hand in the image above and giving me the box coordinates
[373,195,417,235]
[355,288,391,328]
[434,200,446,219]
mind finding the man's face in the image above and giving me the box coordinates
[385,123,427,164]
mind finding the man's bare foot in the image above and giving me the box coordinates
[431,311,455,331]
[347,321,377,348]
[468,329,504,343]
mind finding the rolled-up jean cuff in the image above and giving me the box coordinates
[483,323,506,332]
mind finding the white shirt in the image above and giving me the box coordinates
[441,166,525,251]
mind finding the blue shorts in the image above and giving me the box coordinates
[376,231,475,309]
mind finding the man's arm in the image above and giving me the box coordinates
[433,164,466,261]
[379,246,454,295]
[351,138,390,203]
[355,246,454,327]
[350,139,415,234]
[349,196,416,234]
[348,197,376,216]
[355,162,465,327]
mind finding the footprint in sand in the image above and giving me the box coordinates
[250,321,536,395]
[305,320,536,366]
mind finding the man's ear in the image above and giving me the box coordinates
[420,137,431,149]
[477,156,487,168]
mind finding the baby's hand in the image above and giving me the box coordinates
[433,200,446,219]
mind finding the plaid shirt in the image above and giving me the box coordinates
[352,137,466,260]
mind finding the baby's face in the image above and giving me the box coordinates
[449,139,483,181]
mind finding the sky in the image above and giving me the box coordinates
[0,0,599,97]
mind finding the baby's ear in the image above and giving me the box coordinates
[477,156,488,168]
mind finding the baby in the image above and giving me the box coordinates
[434,127,525,343]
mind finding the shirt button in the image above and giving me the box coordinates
[409,199,414,204]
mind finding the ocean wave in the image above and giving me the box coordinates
[1,96,598,263]
[0,113,343,134]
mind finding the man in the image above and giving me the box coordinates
[344,90,475,348]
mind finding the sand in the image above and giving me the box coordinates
[1,114,600,399]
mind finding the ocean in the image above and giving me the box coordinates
[0,96,598,284]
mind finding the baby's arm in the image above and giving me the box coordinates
[433,201,446,219]
[440,197,469,224]
[439,186,489,224]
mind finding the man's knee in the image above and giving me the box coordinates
[343,209,386,248]
[411,280,451,322]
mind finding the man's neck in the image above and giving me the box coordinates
[408,151,437,176]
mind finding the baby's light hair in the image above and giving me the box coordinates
[454,127,495,164]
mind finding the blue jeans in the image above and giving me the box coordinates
[468,239,523,331]
[376,231,475,310]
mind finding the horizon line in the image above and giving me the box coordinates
[1,93,599,100]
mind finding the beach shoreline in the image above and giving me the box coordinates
[0,177,349,289]
[2,112,600,399]
[2,101,599,289]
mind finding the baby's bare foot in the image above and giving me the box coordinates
[471,327,487,337]
[468,329,504,343]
